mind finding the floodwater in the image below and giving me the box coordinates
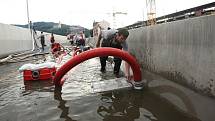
[0,53,214,121]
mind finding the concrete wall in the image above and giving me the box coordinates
[128,15,215,96]
[0,23,68,58]
[0,23,32,57]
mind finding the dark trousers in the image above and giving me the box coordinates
[41,39,45,51]
[100,56,122,74]
[100,39,123,74]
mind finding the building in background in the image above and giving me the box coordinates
[93,20,110,37]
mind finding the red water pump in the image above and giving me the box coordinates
[19,62,56,81]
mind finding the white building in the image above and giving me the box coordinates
[93,20,110,37]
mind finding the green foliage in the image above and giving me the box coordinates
[14,22,90,36]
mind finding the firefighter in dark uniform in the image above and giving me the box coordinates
[96,28,130,78]
[39,31,45,52]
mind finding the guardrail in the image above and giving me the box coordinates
[124,2,215,29]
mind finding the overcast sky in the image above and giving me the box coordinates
[0,0,214,29]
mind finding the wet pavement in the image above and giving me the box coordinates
[0,52,215,121]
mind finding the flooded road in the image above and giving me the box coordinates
[0,54,215,121]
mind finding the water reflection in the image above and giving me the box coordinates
[23,80,54,93]
[97,90,141,121]
[23,81,76,121]
[54,87,77,121]
[150,85,197,115]
[98,89,201,121]
[22,79,202,121]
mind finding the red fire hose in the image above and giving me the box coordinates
[54,47,143,89]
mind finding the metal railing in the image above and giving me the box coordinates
[124,2,215,29]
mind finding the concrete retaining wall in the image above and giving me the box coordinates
[0,23,32,57]
[128,15,215,96]
[0,23,68,58]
